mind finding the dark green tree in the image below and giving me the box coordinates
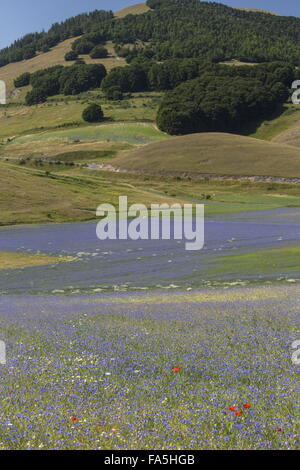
[105,86,123,100]
[25,88,47,105]
[82,104,104,122]
[65,51,78,61]
[14,72,31,88]
[90,46,108,59]
[72,39,95,55]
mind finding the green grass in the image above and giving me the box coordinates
[250,105,300,141]
[0,251,73,269]
[0,92,162,141]
[3,156,300,226]
[209,245,300,277]
[12,122,168,146]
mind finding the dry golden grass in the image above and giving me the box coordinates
[0,38,76,95]
[220,60,259,67]
[0,139,130,160]
[272,117,300,148]
[236,8,278,16]
[0,39,126,101]
[112,132,300,178]
[115,2,150,18]
[0,160,185,225]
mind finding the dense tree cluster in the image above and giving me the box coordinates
[110,0,300,64]
[14,72,31,88]
[101,58,209,94]
[156,62,293,134]
[101,63,149,93]
[21,63,107,105]
[71,38,95,55]
[104,86,124,101]
[147,59,207,90]
[89,46,109,59]
[64,51,78,61]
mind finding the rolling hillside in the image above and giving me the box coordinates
[0,40,126,100]
[112,132,300,179]
[0,3,149,99]
[1,0,300,199]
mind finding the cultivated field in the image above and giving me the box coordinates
[0,285,298,449]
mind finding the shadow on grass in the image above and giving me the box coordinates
[238,104,286,136]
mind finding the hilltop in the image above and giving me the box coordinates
[112,132,300,179]
[237,8,278,16]
[2,0,300,71]
[115,2,150,17]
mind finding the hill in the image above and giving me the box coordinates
[112,132,300,179]
[2,0,300,72]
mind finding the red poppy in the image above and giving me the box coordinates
[229,406,238,412]
[173,367,181,373]
[243,403,251,409]
[235,411,242,416]
[276,427,283,432]
[71,416,78,422]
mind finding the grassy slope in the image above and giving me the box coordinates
[0,160,194,225]
[0,92,162,141]
[2,156,300,225]
[112,132,300,178]
[249,105,300,143]
[115,2,150,17]
[270,108,300,148]
[0,39,126,100]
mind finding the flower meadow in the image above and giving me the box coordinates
[0,285,299,450]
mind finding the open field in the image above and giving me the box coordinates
[0,93,162,141]
[210,245,300,276]
[2,156,300,225]
[0,160,195,225]
[0,284,298,449]
[112,132,300,178]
